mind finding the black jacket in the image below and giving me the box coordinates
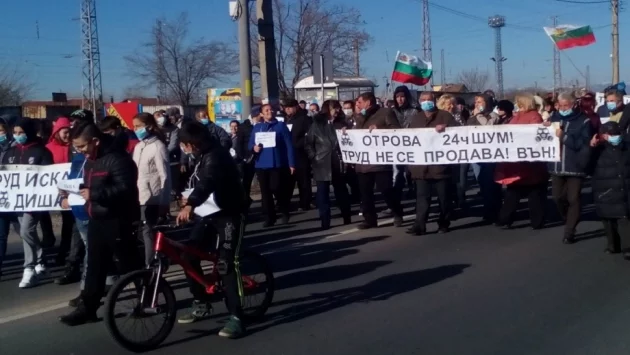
[186,142,247,215]
[235,120,253,163]
[548,110,593,177]
[393,85,418,128]
[286,111,312,167]
[3,140,53,165]
[590,138,630,219]
[305,114,344,182]
[84,134,140,221]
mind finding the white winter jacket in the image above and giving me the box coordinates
[133,136,172,206]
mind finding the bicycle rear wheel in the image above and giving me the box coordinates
[227,249,275,321]
[104,269,176,353]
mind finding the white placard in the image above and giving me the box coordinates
[58,178,83,193]
[0,163,71,212]
[181,189,221,217]
[337,125,560,166]
[287,124,293,131]
[255,132,277,148]
[68,193,86,206]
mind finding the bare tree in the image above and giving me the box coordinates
[0,63,33,106]
[456,68,490,92]
[249,0,371,98]
[125,13,238,106]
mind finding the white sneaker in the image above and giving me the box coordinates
[34,264,47,276]
[19,268,39,288]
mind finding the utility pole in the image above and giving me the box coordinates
[80,0,103,115]
[440,49,446,85]
[585,65,591,90]
[612,0,620,83]
[489,15,506,98]
[156,20,167,104]
[551,16,562,96]
[237,0,253,119]
[354,39,360,76]
[256,0,279,101]
[422,0,433,88]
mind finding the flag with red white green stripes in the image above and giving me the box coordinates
[543,25,596,50]
[391,51,432,85]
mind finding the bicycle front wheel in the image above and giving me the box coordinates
[104,269,177,353]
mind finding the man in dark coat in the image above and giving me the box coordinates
[284,99,313,211]
[353,92,403,229]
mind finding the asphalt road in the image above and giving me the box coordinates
[1,190,630,355]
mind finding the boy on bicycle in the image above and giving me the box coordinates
[176,121,248,338]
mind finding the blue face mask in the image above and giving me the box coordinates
[0,134,7,143]
[608,135,622,146]
[420,101,435,111]
[607,102,617,111]
[14,134,27,145]
[360,108,367,116]
[559,109,573,117]
[200,118,209,125]
[135,127,148,140]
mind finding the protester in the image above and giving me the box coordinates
[579,95,601,133]
[3,118,54,288]
[249,103,295,226]
[587,121,630,258]
[132,113,171,265]
[308,103,320,117]
[340,100,361,203]
[0,119,16,279]
[437,94,468,211]
[603,90,630,131]
[166,107,186,128]
[175,121,248,338]
[97,116,139,154]
[468,94,502,222]
[406,92,457,235]
[236,107,260,206]
[194,110,232,149]
[306,100,352,230]
[353,92,403,229]
[35,119,57,249]
[454,97,471,125]
[299,100,307,111]
[542,98,555,121]
[154,109,180,198]
[59,123,142,326]
[45,117,76,267]
[284,99,313,211]
[547,92,593,244]
[494,94,548,229]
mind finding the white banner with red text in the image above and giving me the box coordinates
[0,164,71,212]
[336,125,560,165]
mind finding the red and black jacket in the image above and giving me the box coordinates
[84,134,140,221]
[2,140,53,165]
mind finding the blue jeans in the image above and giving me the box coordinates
[316,177,351,228]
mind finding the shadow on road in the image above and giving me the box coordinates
[248,263,471,334]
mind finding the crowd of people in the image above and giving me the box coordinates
[0,85,628,340]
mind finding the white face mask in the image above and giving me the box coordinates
[156,116,166,126]
[343,109,352,116]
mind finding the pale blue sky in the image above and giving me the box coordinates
[1,0,626,100]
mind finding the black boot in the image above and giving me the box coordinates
[59,305,98,326]
[55,264,81,285]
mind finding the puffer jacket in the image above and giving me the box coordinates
[305,114,344,182]
[589,137,630,219]
[45,117,71,164]
[186,140,247,215]
[132,136,171,206]
[393,85,418,128]
[548,110,593,177]
[84,134,140,221]
[494,110,549,185]
[407,109,457,180]
[354,105,401,173]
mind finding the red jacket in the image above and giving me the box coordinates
[45,117,71,164]
[494,110,549,186]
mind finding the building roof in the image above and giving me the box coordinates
[22,99,83,107]
[294,76,377,89]
[432,84,469,93]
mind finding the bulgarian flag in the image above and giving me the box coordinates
[391,51,432,85]
[544,25,596,50]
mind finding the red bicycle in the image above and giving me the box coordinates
[103,224,274,353]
